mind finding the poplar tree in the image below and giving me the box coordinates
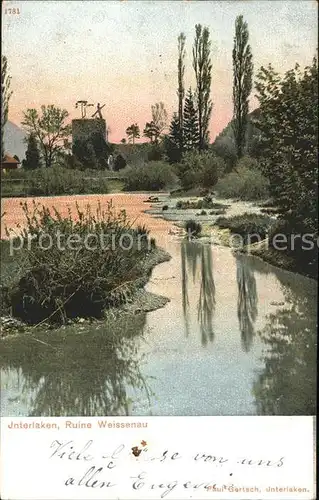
[177,32,186,149]
[1,56,13,159]
[193,25,212,149]
[232,15,253,159]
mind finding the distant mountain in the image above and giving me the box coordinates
[3,121,27,161]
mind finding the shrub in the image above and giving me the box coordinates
[175,197,221,211]
[237,155,259,171]
[211,137,237,171]
[176,200,184,209]
[113,154,127,171]
[147,144,163,162]
[162,205,169,211]
[31,166,109,196]
[184,219,202,238]
[200,210,207,215]
[177,150,226,191]
[1,166,110,197]
[62,154,85,170]
[268,218,317,257]
[215,213,273,243]
[7,201,156,324]
[215,164,269,201]
[123,162,176,191]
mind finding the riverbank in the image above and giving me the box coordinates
[1,193,173,336]
[1,244,171,337]
[239,240,317,281]
[1,193,317,418]
[146,194,317,280]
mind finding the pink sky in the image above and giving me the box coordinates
[2,0,318,143]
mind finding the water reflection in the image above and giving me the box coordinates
[235,254,258,352]
[181,241,216,346]
[253,284,317,415]
[0,314,151,416]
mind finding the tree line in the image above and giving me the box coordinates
[1,15,317,249]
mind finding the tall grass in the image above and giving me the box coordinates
[6,200,156,324]
[1,166,109,197]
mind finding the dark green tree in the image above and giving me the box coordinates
[126,123,140,144]
[143,121,159,143]
[193,25,212,149]
[1,56,13,159]
[232,15,253,159]
[255,58,318,236]
[165,112,182,163]
[113,153,127,171]
[177,32,186,148]
[22,133,41,170]
[183,87,199,151]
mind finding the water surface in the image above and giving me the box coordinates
[1,196,317,416]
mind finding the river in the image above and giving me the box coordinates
[1,193,317,416]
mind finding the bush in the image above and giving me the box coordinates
[268,218,317,256]
[123,162,176,191]
[162,205,169,211]
[62,154,85,170]
[7,201,157,324]
[215,213,273,243]
[200,210,207,215]
[211,137,237,171]
[215,163,269,201]
[184,219,202,238]
[31,166,109,196]
[1,166,110,197]
[175,197,222,211]
[177,150,226,191]
[113,154,127,171]
[147,144,163,162]
[176,200,184,209]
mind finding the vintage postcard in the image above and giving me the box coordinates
[0,1,317,499]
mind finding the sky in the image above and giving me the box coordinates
[2,0,318,143]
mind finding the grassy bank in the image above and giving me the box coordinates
[215,213,273,242]
[213,213,317,280]
[1,200,170,330]
[242,240,318,280]
[1,166,112,197]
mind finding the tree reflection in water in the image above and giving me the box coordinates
[181,241,216,346]
[236,254,258,352]
[253,284,317,415]
[0,313,151,416]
